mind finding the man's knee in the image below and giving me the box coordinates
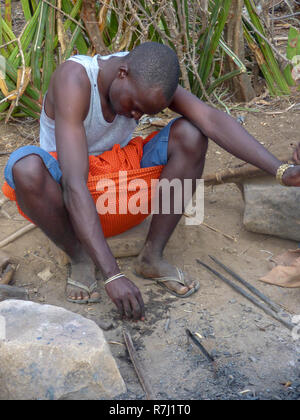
[170,118,208,160]
[12,154,46,193]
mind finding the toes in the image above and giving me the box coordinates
[177,285,189,295]
[188,281,196,290]
[166,281,188,295]
[67,286,88,301]
[165,275,196,295]
[66,284,100,302]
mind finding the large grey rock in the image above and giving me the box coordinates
[0,300,126,400]
[243,176,300,241]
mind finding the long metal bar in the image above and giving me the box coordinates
[197,259,294,331]
[209,255,282,313]
[186,329,215,363]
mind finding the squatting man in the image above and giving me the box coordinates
[3,42,300,321]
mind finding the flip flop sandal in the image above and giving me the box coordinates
[137,267,200,298]
[66,278,101,304]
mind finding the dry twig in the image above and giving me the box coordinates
[0,224,36,249]
[123,329,156,400]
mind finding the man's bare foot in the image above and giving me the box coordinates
[135,251,199,297]
[66,257,100,303]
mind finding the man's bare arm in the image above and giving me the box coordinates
[53,63,119,277]
[170,86,282,176]
[52,63,145,320]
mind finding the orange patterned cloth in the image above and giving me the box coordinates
[2,132,164,237]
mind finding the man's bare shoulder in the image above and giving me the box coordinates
[54,60,90,87]
[47,60,91,121]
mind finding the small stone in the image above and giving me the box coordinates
[37,267,53,282]
[243,307,253,313]
[237,116,245,125]
[97,320,114,331]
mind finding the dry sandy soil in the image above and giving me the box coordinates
[1,98,300,400]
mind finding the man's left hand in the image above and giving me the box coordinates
[282,165,300,187]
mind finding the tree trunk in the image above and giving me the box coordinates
[81,0,108,55]
[225,0,256,102]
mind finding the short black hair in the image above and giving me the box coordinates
[124,42,180,102]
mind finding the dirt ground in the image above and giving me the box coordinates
[1,98,300,401]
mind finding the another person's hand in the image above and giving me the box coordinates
[105,276,145,321]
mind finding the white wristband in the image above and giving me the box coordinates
[104,272,124,286]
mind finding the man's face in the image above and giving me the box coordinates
[108,73,168,122]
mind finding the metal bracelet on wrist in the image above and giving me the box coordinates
[276,163,295,186]
[104,272,124,286]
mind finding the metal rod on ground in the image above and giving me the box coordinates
[197,259,294,331]
[123,329,156,400]
[209,255,282,313]
[186,329,215,363]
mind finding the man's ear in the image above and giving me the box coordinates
[118,64,129,79]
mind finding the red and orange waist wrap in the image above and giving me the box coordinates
[2,132,163,238]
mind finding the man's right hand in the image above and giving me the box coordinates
[105,276,145,321]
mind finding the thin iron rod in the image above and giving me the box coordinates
[197,259,294,331]
[208,255,282,313]
[186,329,215,362]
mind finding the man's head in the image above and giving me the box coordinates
[108,42,180,120]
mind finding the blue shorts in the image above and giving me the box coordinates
[4,118,178,190]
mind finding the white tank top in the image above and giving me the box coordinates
[39,53,137,155]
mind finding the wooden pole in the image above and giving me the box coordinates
[203,153,292,187]
[0,224,36,249]
[123,329,156,400]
